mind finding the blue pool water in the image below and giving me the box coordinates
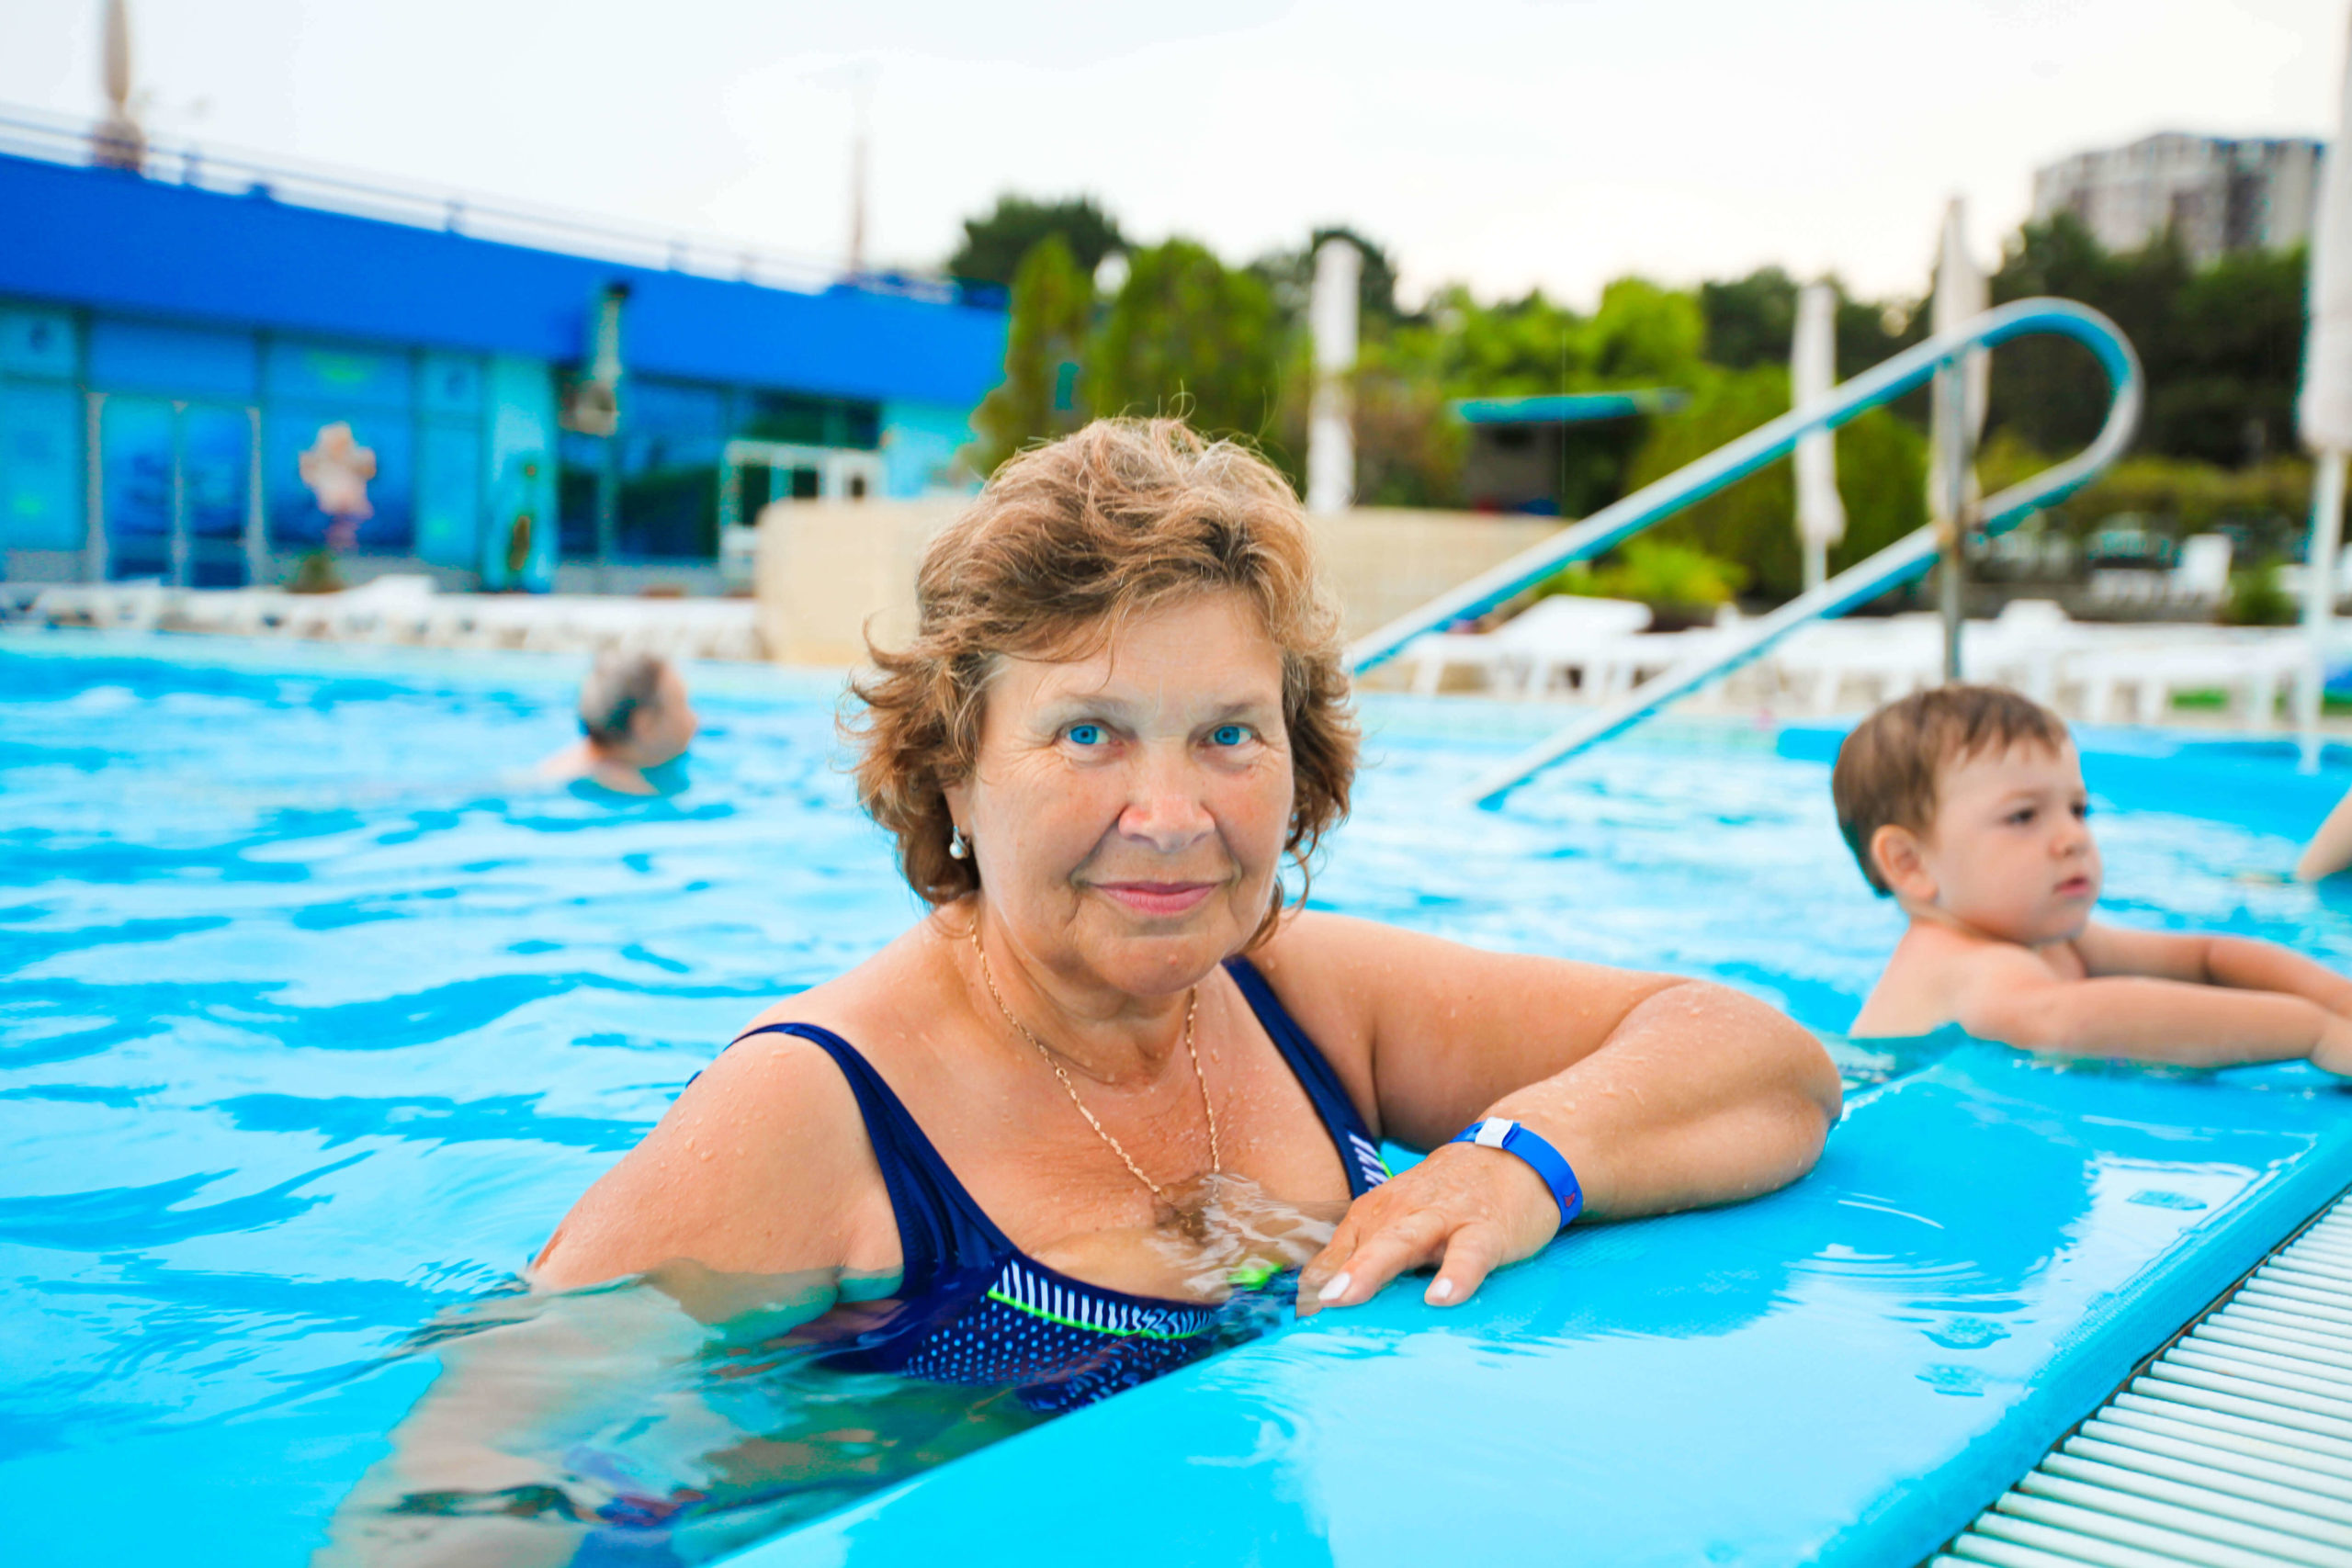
[4,632,2350,1565]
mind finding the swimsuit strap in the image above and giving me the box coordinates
[729,1022,1011,1298]
[1222,955,1392,1195]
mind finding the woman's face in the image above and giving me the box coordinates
[944,591,1295,1000]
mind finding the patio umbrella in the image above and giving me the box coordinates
[1792,280,1845,593]
[91,0,143,172]
[2299,24,2352,770]
[1306,235,1361,516]
[1928,197,1988,680]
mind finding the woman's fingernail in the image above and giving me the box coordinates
[1317,1271,1351,1303]
[1430,1278,1455,1303]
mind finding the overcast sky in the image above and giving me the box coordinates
[2,0,2342,308]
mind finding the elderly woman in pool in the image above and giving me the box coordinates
[536,420,1839,1398]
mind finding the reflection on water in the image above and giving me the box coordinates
[322,1178,1341,1565]
[1038,1174,1345,1302]
[321,1267,1043,1566]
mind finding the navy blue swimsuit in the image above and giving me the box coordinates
[733,955,1389,1414]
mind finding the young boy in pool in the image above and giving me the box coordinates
[1835,683,2352,1070]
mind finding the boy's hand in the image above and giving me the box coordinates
[2312,1014,2352,1077]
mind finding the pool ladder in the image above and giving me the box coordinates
[1935,1185,2352,1568]
[1343,298,2144,807]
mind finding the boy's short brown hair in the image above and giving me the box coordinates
[1831,683,2073,895]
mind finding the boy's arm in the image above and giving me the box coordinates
[1951,942,2352,1070]
[2076,921,2352,1013]
[2298,785,2352,881]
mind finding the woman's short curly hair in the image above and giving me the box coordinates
[848,418,1359,947]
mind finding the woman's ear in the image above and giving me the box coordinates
[1871,824,1938,904]
[941,781,970,837]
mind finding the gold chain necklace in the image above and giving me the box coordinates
[967,924,1219,1200]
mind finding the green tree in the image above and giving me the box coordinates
[1699,267,1798,371]
[1702,268,1916,383]
[969,235,1095,475]
[1588,277,1706,383]
[947,195,1125,290]
[1989,214,2184,457]
[2156,244,2302,467]
[1247,226,1410,332]
[1624,366,1927,602]
[1088,239,1282,441]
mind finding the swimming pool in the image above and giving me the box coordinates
[4,631,2347,1565]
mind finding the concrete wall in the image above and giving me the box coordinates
[1308,507,1560,644]
[753,499,1561,666]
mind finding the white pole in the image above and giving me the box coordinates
[1792,281,1844,594]
[1306,237,1361,516]
[2300,448,2346,771]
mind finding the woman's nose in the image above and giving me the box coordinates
[1118,751,1214,850]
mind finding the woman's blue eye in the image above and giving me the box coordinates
[1067,724,1105,746]
[1212,724,1249,747]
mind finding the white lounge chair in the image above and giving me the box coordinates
[2067,628,2304,728]
[1402,597,1655,699]
[2169,535,2233,605]
[1767,614,1946,716]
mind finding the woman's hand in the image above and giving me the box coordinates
[1295,1143,1561,1314]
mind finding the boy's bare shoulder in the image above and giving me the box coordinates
[1851,921,2069,1038]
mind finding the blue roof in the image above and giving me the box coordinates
[0,152,1007,408]
[1455,389,1688,424]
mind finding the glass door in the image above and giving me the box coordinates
[98,398,257,586]
[182,405,255,588]
[99,396,175,581]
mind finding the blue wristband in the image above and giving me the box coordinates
[1451,1117,1584,1230]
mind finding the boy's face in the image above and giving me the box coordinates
[1894,739,2100,944]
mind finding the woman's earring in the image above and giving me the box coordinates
[948,825,970,861]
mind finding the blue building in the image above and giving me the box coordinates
[0,130,1007,593]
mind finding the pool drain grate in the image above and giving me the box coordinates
[1934,1186,2352,1568]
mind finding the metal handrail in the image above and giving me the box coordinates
[1335,298,2142,807]
[1348,299,2141,677]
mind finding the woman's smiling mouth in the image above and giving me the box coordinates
[1091,880,1220,917]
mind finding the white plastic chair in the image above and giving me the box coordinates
[2169,535,2233,604]
[1767,615,1945,716]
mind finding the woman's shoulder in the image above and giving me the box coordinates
[1235,911,1426,1082]
[736,919,950,1043]
[532,958,933,1291]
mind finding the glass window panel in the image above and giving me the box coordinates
[100,395,173,580]
[88,319,258,401]
[182,406,253,588]
[0,380,85,550]
[0,308,78,380]
[558,431,602,558]
[264,338,413,412]
[416,420,482,569]
[265,406,413,551]
[418,353,484,419]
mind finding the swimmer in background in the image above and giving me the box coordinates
[1838,683,2352,1071]
[539,649,699,796]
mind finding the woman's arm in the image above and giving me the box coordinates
[1260,915,1840,1314]
[315,1265,854,1567]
